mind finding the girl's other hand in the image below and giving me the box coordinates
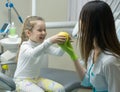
[50,34,67,44]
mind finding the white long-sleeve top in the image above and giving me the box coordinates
[14,39,64,78]
[81,51,120,92]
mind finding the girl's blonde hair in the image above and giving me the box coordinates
[21,16,44,44]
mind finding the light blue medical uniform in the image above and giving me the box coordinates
[81,51,120,92]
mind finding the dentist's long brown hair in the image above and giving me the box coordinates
[78,1,120,67]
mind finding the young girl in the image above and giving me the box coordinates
[14,16,66,92]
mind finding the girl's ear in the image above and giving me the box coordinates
[25,30,31,37]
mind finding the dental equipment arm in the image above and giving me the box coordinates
[5,0,23,24]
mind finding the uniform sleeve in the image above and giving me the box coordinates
[81,55,93,87]
[102,56,120,92]
[81,63,93,87]
[81,72,92,87]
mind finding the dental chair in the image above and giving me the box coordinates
[0,61,92,92]
[0,68,91,92]
[40,68,92,92]
[0,61,16,92]
[0,72,16,91]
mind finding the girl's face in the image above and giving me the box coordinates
[27,20,47,43]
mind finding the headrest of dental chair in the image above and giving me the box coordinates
[0,72,16,91]
[72,22,78,38]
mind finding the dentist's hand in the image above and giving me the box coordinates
[58,32,78,61]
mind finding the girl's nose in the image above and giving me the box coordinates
[42,30,46,35]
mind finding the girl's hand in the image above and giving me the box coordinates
[50,33,67,44]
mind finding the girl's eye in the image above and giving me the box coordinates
[37,29,46,32]
[43,29,46,32]
[38,29,42,32]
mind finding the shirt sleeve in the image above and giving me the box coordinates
[46,46,65,56]
[20,38,52,57]
[102,56,120,92]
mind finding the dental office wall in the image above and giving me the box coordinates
[36,0,79,71]
[0,0,86,71]
[37,0,91,71]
